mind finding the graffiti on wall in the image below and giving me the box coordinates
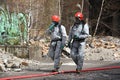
[0,8,28,45]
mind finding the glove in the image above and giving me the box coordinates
[60,45,64,49]
[74,35,79,39]
[49,22,55,31]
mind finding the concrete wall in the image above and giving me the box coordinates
[0,0,59,60]
[4,0,59,39]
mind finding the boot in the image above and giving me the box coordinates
[52,68,59,72]
[76,68,81,74]
[52,62,62,72]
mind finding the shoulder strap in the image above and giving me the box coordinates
[82,23,84,31]
[58,24,62,36]
[71,23,75,30]
[81,23,85,33]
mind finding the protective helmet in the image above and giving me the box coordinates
[75,12,84,20]
[51,15,60,22]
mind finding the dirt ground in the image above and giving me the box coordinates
[28,69,120,80]
[20,60,120,80]
[18,36,120,80]
[0,58,120,80]
[0,36,120,80]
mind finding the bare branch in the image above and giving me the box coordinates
[93,0,105,37]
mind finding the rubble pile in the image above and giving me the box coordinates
[29,36,120,61]
[0,36,120,72]
[39,41,49,56]
[0,49,29,72]
[40,36,120,60]
[88,36,119,49]
[85,36,120,61]
[29,39,49,56]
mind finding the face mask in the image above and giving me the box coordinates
[52,21,59,26]
[75,17,81,24]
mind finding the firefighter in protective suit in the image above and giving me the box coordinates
[47,15,67,72]
[68,12,89,73]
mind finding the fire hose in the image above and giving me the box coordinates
[0,66,120,80]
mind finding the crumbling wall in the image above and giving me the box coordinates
[0,0,59,59]
[6,0,59,38]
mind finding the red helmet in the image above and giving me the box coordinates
[51,15,60,22]
[75,12,84,20]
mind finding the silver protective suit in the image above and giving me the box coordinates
[68,23,89,70]
[47,24,67,69]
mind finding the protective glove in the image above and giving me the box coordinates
[49,22,55,31]
[60,45,64,49]
[74,35,79,39]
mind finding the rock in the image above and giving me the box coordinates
[21,62,28,66]
[0,63,7,72]
[29,39,35,45]
[99,56,104,61]
[0,49,29,72]
[63,47,70,54]
[114,52,120,60]
[14,68,22,72]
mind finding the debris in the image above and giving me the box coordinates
[0,36,120,72]
[21,62,29,66]
[0,63,7,72]
[0,49,29,72]
[13,68,22,72]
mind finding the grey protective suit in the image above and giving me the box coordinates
[47,23,67,69]
[68,23,89,70]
